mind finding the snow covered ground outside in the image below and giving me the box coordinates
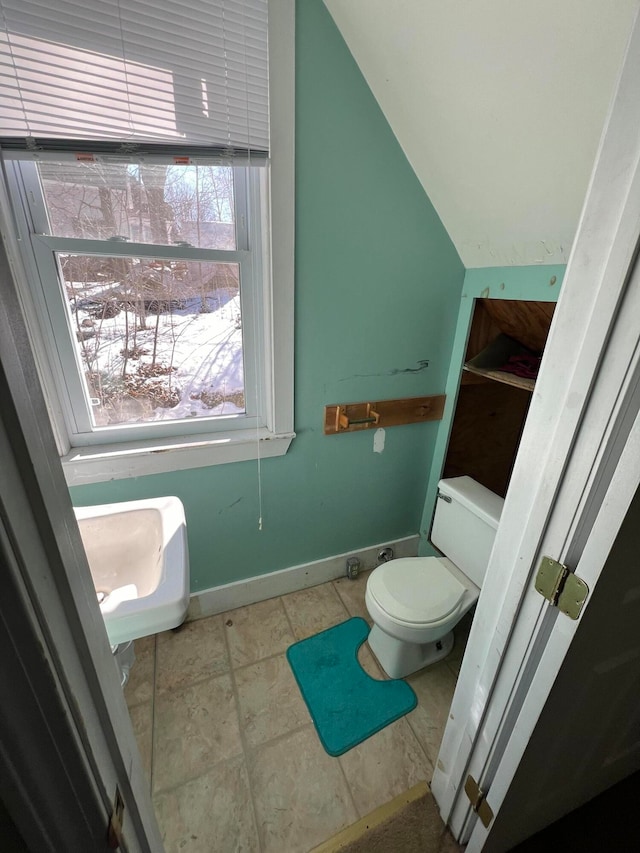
[70,283,245,426]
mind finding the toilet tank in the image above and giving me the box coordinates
[431,476,504,588]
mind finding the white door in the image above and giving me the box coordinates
[432,7,640,848]
[0,225,163,848]
[475,420,640,851]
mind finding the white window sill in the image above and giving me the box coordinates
[61,428,295,486]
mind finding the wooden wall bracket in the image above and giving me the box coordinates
[324,394,446,435]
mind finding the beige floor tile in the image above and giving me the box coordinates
[235,653,310,748]
[153,755,259,853]
[128,702,153,789]
[142,585,464,846]
[339,717,432,817]
[248,725,358,853]
[224,597,295,667]
[282,583,350,640]
[124,635,156,708]
[155,615,229,694]
[332,570,372,623]
[153,673,242,793]
[405,661,458,765]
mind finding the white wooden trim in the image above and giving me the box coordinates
[62,429,295,485]
[0,160,71,455]
[0,234,163,850]
[432,9,640,842]
[461,247,640,847]
[186,535,420,619]
[267,0,295,439]
[0,0,296,479]
[468,395,640,851]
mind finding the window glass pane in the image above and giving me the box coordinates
[59,254,245,427]
[39,162,236,249]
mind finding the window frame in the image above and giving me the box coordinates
[0,0,295,485]
[8,157,266,443]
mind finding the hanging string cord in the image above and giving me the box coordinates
[115,0,136,139]
[222,0,264,531]
[244,2,265,531]
[221,0,233,157]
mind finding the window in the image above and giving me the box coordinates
[8,156,264,442]
[0,0,294,482]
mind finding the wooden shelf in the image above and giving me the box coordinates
[324,394,445,434]
[460,370,492,386]
[445,298,555,499]
[463,364,535,392]
[464,333,539,393]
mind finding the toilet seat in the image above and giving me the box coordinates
[367,557,466,626]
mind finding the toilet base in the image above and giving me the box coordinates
[368,624,455,679]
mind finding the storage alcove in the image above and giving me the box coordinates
[443,298,556,498]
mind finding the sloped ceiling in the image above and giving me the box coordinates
[324,0,638,268]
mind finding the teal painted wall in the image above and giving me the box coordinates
[70,0,465,592]
[418,264,565,554]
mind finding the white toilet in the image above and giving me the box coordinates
[365,476,504,678]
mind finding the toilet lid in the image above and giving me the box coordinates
[368,557,467,625]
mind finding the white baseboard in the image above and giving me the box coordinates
[186,534,420,621]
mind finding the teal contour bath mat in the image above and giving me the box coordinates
[286,617,417,757]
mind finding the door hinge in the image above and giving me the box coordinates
[464,774,494,828]
[107,786,125,849]
[535,556,589,620]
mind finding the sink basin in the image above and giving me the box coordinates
[74,496,189,645]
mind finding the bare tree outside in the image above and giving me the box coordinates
[41,161,245,427]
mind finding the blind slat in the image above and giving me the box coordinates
[0,0,269,154]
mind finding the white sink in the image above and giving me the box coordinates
[74,496,189,646]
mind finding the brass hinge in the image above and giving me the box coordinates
[535,556,589,620]
[464,774,494,828]
[107,787,125,849]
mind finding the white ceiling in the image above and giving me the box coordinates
[324,0,638,268]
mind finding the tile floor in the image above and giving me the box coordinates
[124,570,472,853]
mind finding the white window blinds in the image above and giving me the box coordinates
[0,0,269,156]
